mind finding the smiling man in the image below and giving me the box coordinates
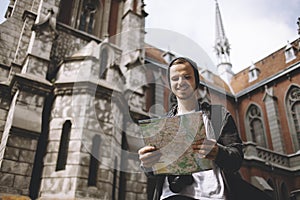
[169,59,198,104]
[138,57,245,200]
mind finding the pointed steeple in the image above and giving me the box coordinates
[215,1,226,47]
[214,0,234,85]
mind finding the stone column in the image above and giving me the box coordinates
[263,86,285,153]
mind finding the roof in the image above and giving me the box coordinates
[231,39,300,94]
[144,43,168,65]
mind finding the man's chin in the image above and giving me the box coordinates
[177,94,192,100]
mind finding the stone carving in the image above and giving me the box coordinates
[215,37,230,56]
[264,85,276,100]
[32,8,58,43]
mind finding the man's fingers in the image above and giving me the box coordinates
[139,150,162,168]
[192,139,219,160]
[192,139,216,150]
[138,145,157,155]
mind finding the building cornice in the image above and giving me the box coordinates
[235,61,300,99]
[11,73,53,96]
[54,80,121,99]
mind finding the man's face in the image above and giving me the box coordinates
[169,62,197,100]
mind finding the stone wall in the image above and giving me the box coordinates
[50,24,101,71]
[0,87,11,140]
[0,129,38,196]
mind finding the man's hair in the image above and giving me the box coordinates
[167,57,200,90]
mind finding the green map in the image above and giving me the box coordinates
[139,111,213,175]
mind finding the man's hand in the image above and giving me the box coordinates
[138,146,162,168]
[192,139,219,160]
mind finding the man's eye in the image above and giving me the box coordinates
[184,75,191,79]
[171,77,179,81]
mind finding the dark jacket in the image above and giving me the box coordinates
[145,103,244,200]
[144,103,273,200]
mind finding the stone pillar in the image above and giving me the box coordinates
[13,10,37,65]
[22,8,58,78]
[263,86,285,153]
[39,40,125,199]
[0,75,52,197]
[120,0,147,69]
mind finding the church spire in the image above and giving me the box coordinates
[214,0,234,85]
[215,0,226,46]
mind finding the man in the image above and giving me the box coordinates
[138,57,268,200]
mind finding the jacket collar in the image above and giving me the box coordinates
[167,101,211,117]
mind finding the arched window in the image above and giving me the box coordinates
[99,46,108,79]
[78,0,99,33]
[108,0,121,40]
[56,120,72,171]
[246,104,267,147]
[57,0,73,25]
[57,0,103,36]
[286,85,300,152]
[145,70,155,112]
[88,135,101,186]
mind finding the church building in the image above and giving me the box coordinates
[0,0,299,199]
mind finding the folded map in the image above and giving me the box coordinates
[138,111,213,175]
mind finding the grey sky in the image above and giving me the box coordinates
[1,0,299,73]
[144,0,300,73]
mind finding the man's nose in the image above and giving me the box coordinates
[178,77,184,84]
[178,77,186,85]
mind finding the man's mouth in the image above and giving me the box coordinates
[176,87,189,92]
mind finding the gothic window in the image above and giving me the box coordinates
[56,120,72,171]
[5,4,14,19]
[154,83,166,116]
[145,70,155,112]
[78,0,98,33]
[246,104,267,147]
[108,0,121,40]
[88,135,101,186]
[99,46,108,79]
[57,0,103,36]
[57,0,73,25]
[286,85,300,151]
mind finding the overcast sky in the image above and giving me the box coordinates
[144,0,300,73]
[1,0,299,73]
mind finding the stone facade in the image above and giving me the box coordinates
[0,0,149,199]
[0,0,300,200]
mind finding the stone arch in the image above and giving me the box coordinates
[245,103,267,147]
[285,84,300,152]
